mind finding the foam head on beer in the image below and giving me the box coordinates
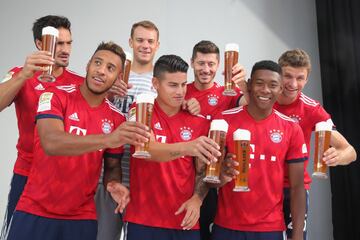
[136,93,155,104]
[210,119,229,132]
[124,51,133,62]
[42,26,59,37]
[225,43,239,52]
[233,129,251,141]
[315,121,332,132]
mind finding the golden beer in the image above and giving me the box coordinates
[313,121,332,179]
[203,119,228,183]
[122,51,132,85]
[38,26,58,82]
[233,129,251,192]
[132,93,154,159]
[223,43,239,96]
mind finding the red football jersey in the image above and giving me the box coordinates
[214,106,307,231]
[5,67,84,176]
[124,101,210,229]
[185,82,242,120]
[274,92,332,189]
[16,85,125,220]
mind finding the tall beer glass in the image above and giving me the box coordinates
[38,26,58,82]
[203,119,228,183]
[313,121,332,179]
[223,43,239,96]
[132,93,154,159]
[123,51,132,85]
[233,129,251,192]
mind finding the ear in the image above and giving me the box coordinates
[155,40,160,51]
[152,77,159,90]
[129,37,133,48]
[246,78,252,93]
[190,58,194,68]
[86,61,90,72]
[35,39,42,50]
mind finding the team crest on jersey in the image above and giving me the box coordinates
[207,94,219,106]
[269,129,283,143]
[180,126,193,141]
[289,114,301,123]
[1,71,14,83]
[101,119,114,134]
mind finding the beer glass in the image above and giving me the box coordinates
[132,93,154,159]
[313,121,332,179]
[233,129,251,192]
[122,51,132,85]
[38,26,58,82]
[222,43,239,96]
[203,119,228,183]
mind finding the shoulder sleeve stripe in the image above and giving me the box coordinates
[274,110,295,122]
[299,93,319,107]
[56,85,77,93]
[286,157,307,163]
[222,106,243,115]
[105,99,124,116]
[36,114,63,121]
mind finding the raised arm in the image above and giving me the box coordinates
[0,51,54,111]
[324,130,357,166]
[37,118,150,156]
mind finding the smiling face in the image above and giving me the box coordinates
[85,50,123,95]
[191,52,219,90]
[280,66,308,101]
[247,69,282,118]
[129,26,159,65]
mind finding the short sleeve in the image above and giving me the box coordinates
[286,123,308,163]
[36,89,64,121]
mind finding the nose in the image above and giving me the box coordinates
[96,64,106,75]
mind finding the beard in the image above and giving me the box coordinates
[85,74,115,95]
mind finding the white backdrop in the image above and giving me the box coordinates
[0,0,332,239]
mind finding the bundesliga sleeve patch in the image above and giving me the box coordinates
[1,71,14,83]
[37,92,54,112]
[302,143,308,154]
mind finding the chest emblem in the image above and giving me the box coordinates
[269,129,283,143]
[101,119,114,134]
[180,126,193,141]
[207,94,219,106]
[289,114,301,123]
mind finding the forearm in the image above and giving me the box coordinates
[41,131,109,156]
[194,160,209,201]
[338,145,357,165]
[148,141,189,162]
[103,157,122,187]
[0,73,27,111]
[290,185,306,239]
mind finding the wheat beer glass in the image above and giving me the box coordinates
[123,51,133,85]
[203,119,229,183]
[233,129,251,192]
[222,43,239,96]
[132,93,154,159]
[38,26,58,82]
[312,121,332,179]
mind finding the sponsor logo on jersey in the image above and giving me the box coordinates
[289,114,301,123]
[180,126,193,141]
[37,92,53,112]
[34,83,45,91]
[269,129,283,143]
[1,71,14,83]
[154,122,163,130]
[101,119,114,134]
[68,112,80,121]
[207,94,219,106]
[69,126,87,136]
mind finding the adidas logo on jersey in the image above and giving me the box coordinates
[68,112,80,121]
[154,122,163,130]
[34,83,45,91]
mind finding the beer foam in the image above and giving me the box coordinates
[233,129,251,141]
[42,26,59,37]
[136,93,155,104]
[315,121,332,131]
[210,119,228,132]
[125,51,133,61]
[225,43,239,52]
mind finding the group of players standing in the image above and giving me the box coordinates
[0,15,356,240]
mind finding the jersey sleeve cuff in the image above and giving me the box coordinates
[286,156,307,164]
[36,114,63,122]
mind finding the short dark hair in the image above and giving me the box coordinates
[130,20,159,40]
[93,41,126,70]
[32,15,71,43]
[153,55,189,79]
[278,48,311,73]
[191,40,220,60]
[250,60,282,77]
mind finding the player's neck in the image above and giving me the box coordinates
[156,99,181,117]
[246,103,273,121]
[194,80,214,91]
[276,93,297,105]
[79,84,106,107]
[131,61,153,74]
[52,66,64,78]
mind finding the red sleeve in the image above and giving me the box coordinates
[36,88,64,121]
[286,123,308,163]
